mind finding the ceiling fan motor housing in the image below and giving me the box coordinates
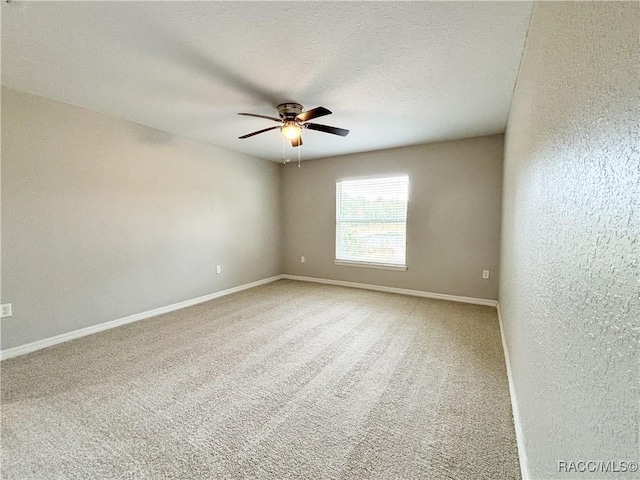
[277,103,303,121]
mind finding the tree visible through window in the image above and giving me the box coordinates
[335,175,409,267]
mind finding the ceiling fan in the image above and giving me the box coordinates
[238,103,349,147]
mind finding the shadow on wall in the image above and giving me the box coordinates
[132,124,176,145]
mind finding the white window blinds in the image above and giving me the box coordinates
[335,175,409,266]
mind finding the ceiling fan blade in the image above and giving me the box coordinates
[296,107,332,122]
[304,123,349,137]
[291,136,303,147]
[237,113,282,123]
[239,126,279,139]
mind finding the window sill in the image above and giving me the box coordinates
[333,260,407,271]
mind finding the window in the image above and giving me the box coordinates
[335,175,409,270]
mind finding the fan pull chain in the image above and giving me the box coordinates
[282,134,286,164]
[298,140,301,168]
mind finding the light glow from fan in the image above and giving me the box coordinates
[281,122,301,139]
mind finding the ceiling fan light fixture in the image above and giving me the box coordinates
[281,122,301,139]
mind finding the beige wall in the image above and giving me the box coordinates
[282,135,504,300]
[500,2,639,478]
[1,88,281,350]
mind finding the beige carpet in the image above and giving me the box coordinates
[1,280,520,479]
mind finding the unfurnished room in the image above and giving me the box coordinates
[0,2,638,479]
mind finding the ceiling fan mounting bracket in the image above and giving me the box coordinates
[277,103,303,120]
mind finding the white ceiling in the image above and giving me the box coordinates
[2,1,532,162]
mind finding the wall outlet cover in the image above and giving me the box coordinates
[1,304,12,318]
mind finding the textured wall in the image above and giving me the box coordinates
[282,135,504,300]
[500,2,639,479]
[1,88,281,350]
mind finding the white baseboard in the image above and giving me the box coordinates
[281,274,498,307]
[497,303,530,480]
[0,275,284,361]
[2,274,497,361]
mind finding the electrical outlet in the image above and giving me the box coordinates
[1,304,12,318]
[300,256,305,263]
[482,270,490,279]
[216,265,222,274]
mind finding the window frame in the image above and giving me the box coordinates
[334,175,409,271]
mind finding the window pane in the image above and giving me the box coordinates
[336,176,408,266]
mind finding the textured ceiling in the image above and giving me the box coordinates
[2,1,532,162]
